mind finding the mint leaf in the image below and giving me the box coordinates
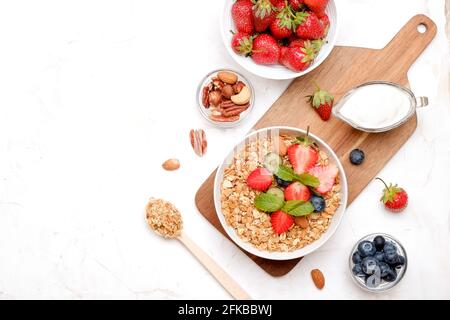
[296,173,320,188]
[275,165,295,181]
[282,200,306,212]
[254,193,284,213]
[287,201,315,216]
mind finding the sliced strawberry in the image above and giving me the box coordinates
[270,210,294,234]
[284,182,311,201]
[308,164,338,194]
[287,144,318,174]
[246,167,273,191]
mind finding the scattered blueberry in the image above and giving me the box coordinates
[361,257,379,275]
[310,195,326,212]
[373,235,385,251]
[383,241,397,253]
[352,251,363,264]
[383,268,397,282]
[374,251,385,262]
[349,149,365,165]
[378,262,391,278]
[358,240,376,257]
[352,263,365,277]
[275,176,291,188]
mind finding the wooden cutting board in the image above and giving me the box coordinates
[195,15,436,277]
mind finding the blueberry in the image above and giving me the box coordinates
[352,251,362,264]
[374,251,385,262]
[352,263,365,277]
[358,240,376,257]
[361,256,379,275]
[373,235,385,251]
[378,262,391,278]
[349,149,365,165]
[383,241,397,253]
[384,250,399,265]
[310,195,326,212]
[383,268,397,282]
[275,176,291,188]
[391,255,406,268]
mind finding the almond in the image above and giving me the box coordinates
[311,269,325,289]
[162,158,180,171]
[217,71,238,85]
[294,216,308,229]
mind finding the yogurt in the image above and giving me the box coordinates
[338,83,412,129]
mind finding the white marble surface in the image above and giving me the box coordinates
[0,0,449,300]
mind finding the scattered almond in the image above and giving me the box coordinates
[311,269,325,289]
[217,71,237,85]
[294,216,309,229]
[162,158,180,171]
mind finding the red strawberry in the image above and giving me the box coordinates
[279,46,288,63]
[304,0,328,17]
[295,11,324,39]
[376,178,408,212]
[308,164,338,194]
[319,13,330,35]
[247,167,273,191]
[269,4,294,39]
[285,182,311,201]
[270,210,294,234]
[253,0,277,32]
[289,38,305,48]
[251,34,281,65]
[289,0,304,11]
[232,0,255,33]
[287,128,318,174]
[231,32,253,55]
[306,85,334,121]
[280,40,315,71]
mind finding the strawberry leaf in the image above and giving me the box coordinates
[254,192,284,213]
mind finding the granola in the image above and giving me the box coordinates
[146,198,183,238]
[220,134,341,252]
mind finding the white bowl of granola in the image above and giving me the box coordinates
[214,126,348,260]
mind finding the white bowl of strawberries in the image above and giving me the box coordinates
[222,0,338,79]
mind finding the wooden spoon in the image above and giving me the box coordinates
[145,198,251,300]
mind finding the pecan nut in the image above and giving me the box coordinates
[201,86,209,108]
[189,129,207,157]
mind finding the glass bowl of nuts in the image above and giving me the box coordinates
[196,69,255,128]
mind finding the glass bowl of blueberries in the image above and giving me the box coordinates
[349,233,407,292]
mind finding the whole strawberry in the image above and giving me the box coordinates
[304,0,328,17]
[319,13,330,35]
[253,0,277,32]
[251,34,281,65]
[306,85,334,121]
[376,178,408,212]
[280,40,315,71]
[289,0,304,11]
[269,2,294,39]
[232,0,255,33]
[295,11,324,39]
[231,32,253,55]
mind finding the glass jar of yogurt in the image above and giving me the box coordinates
[333,81,429,133]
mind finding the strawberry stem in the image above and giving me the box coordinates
[375,177,389,190]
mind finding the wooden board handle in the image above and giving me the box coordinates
[380,14,437,73]
[178,232,252,300]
